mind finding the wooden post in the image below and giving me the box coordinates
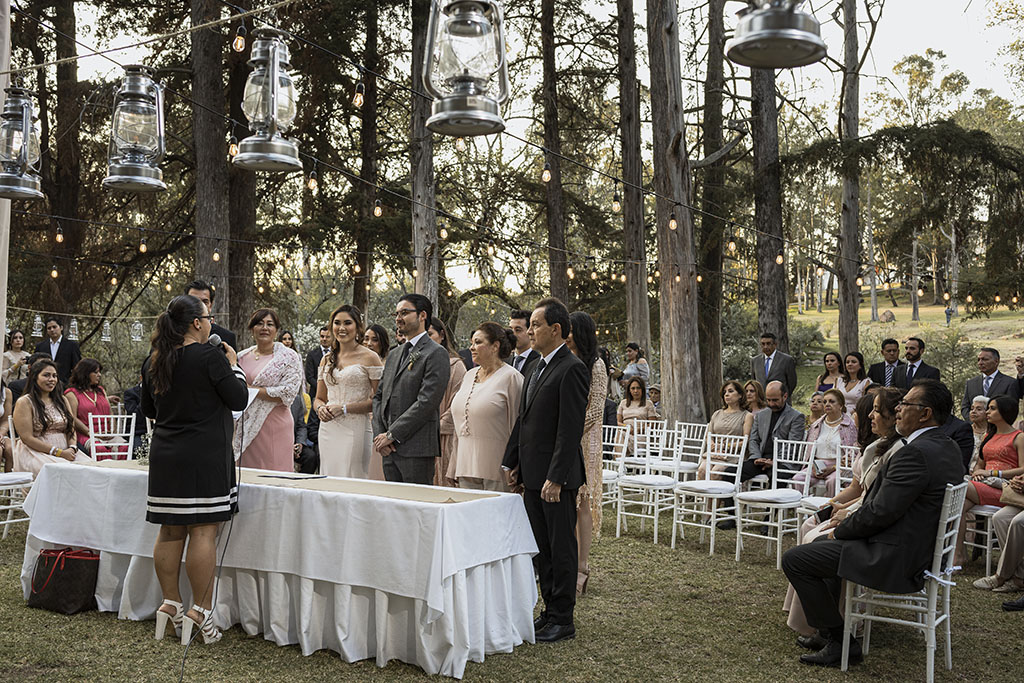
[411,0,438,304]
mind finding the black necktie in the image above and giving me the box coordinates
[905,364,916,387]
[526,359,547,405]
[399,342,412,368]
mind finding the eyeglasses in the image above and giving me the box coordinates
[196,315,214,321]
[394,309,417,318]
[897,400,929,409]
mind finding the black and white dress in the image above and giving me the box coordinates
[142,343,248,525]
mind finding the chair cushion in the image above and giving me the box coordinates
[0,472,32,486]
[677,462,699,473]
[972,505,1001,518]
[737,488,803,504]
[602,469,620,483]
[676,480,736,495]
[749,474,769,484]
[800,495,831,510]
[620,474,677,488]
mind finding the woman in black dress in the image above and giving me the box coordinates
[142,295,248,645]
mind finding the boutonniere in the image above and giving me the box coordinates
[407,351,422,372]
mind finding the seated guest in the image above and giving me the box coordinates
[782,379,962,667]
[956,394,1024,565]
[816,352,843,392]
[837,352,870,415]
[2,329,30,383]
[807,391,825,429]
[617,377,659,429]
[743,381,805,483]
[960,347,1020,421]
[967,395,990,473]
[783,387,904,640]
[603,398,618,428]
[793,389,857,493]
[852,392,878,453]
[64,358,119,456]
[290,392,318,474]
[9,352,49,404]
[744,379,767,413]
[976,474,1024,605]
[697,380,753,480]
[1,381,12,472]
[12,359,92,477]
[649,384,662,417]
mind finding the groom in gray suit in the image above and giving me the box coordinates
[372,293,451,484]
[742,381,806,482]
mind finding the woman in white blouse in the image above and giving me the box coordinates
[837,351,871,415]
[447,322,523,491]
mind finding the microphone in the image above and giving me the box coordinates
[208,333,225,351]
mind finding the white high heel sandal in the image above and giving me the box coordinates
[154,599,183,640]
[181,604,222,645]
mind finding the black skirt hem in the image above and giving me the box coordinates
[146,504,237,526]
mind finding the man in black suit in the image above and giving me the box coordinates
[503,298,588,644]
[781,379,962,667]
[866,338,904,387]
[893,336,940,390]
[305,326,331,391]
[508,309,540,377]
[34,318,81,385]
[959,347,1021,421]
[9,352,49,403]
[185,280,236,350]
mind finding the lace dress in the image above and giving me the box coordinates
[578,359,608,535]
[14,399,91,478]
[318,363,384,479]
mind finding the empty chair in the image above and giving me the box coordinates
[601,424,631,508]
[88,413,137,461]
[672,433,749,555]
[0,471,32,540]
[616,425,679,545]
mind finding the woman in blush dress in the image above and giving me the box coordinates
[697,381,753,480]
[314,305,384,479]
[427,317,467,487]
[837,352,870,415]
[234,308,304,471]
[12,359,91,477]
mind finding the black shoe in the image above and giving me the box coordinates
[1003,594,1024,612]
[533,614,548,631]
[796,632,828,650]
[799,638,862,667]
[535,622,576,643]
[759,525,771,536]
[716,519,736,530]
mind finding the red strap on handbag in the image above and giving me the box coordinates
[31,548,100,595]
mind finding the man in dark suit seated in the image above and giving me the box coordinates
[893,337,940,390]
[34,317,81,385]
[781,379,963,667]
[866,338,904,387]
[503,298,589,644]
[185,280,236,350]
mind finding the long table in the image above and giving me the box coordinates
[20,461,538,678]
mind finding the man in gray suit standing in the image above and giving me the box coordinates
[960,347,1021,421]
[750,332,798,400]
[743,381,806,482]
[372,294,451,484]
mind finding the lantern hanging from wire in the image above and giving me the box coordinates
[0,88,44,200]
[103,66,167,192]
[130,320,144,342]
[725,1,827,69]
[422,0,511,136]
[68,318,80,341]
[234,29,301,172]
[31,314,43,338]
[101,320,112,343]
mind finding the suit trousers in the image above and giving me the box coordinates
[781,537,845,637]
[382,453,435,485]
[993,505,1024,582]
[740,458,770,483]
[523,487,579,625]
[295,444,319,475]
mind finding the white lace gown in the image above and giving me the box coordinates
[318,363,383,479]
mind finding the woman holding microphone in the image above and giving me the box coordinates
[142,295,248,645]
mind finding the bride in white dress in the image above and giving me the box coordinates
[313,305,384,478]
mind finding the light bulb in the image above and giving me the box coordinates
[307,171,318,192]
[447,289,453,297]
[455,137,466,152]
[567,266,575,280]
[412,268,419,278]
[213,248,221,262]
[232,26,247,53]
[696,274,703,283]
[675,273,681,283]
[776,251,785,265]
[365,284,370,291]
[611,193,621,213]
[591,270,597,280]
[164,282,171,292]
[258,285,265,294]
[917,287,924,297]
[111,276,118,285]
[620,274,626,283]
[966,292,973,303]
[524,256,531,268]
[995,292,1002,303]
[139,237,147,253]
[668,213,677,231]
[228,135,239,158]
[856,277,864,286]
[943,291,950,301]
[374,199,383,217]
[354,263,361,274]
[647,275,653,284]
[816,266,823,277]
[295,286,302,296]
[655,269,661,278]
[353,81,365,108]
[487,244,495,256]
[55,227,64,243]
[1013,294,1019,304]
[541,162,551,183]
[50,265,58,278]
[331,285,338,295]
[884,282,890,290]
[727,238,737,252]
[440,226,449,240]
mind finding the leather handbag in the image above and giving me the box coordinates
[27,548,100,615]
[1000,485,1024,508]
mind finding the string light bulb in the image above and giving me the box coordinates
[775,251,785,265]
[212,247,221,262]
[50,264,58,278]
[331,284,338,295]
[1013,293,1019,304]
[111,275,118,285]
[567,266,575,280]
[917,287,924,297]
[647,275,653,284]
[487,244,495,256]
[138,236,147,253]
[696,274,703,283]
[675,272,681,283]
[55,226,64,243]
[373,199,383,217]
[352,81,365,108]
[257,285,265,294]
[365,284,370,291]
[620,274,627,283]
[995,292,1002,303]
[228,135,239,158]
[816,266,823,277]
[727,236,737,252]
[668,211,677,231]
[354,263,361,274]
[455,137,466,153]
[232,26,247,53]
[856,276,863,287]
[541,161,552,183]
[611,185,621,213]
[447,289,453,297]
[165,282,172,292]
[966,291,973,303]
[590,270,597,280]
[439,225,449,240]
[655,269,661,278]
[943,290,950,301]
[295,286,302,296]
[412,268,419,278]
[306,170,318,192]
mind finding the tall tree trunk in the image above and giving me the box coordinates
[751,67,788,352]
[541,0,568,303]
[646,0,704,422]
[930,245,942,305]
[837,0,860,356]
[191,0,230,319]
[353,6,380,314]
[866,180,878,321]
[617,0,650,358]
[411,0,438,304]
[948,226,959,315]
[911,227,920,321]
[696,0,725,413]
[825,270,834,307]
[228,7,256,342]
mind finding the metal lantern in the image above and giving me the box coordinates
[68,318,80,341]
[104,65,166,192]
[130,320,143,342]
[726,1,827,69]
[422,0,510,136]
[101,320,112,342]
[31,314,43,337]
[233,29,301,172]
[0,88,44,200]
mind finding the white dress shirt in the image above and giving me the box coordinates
[49,336,62,360]
[534,343,565,381]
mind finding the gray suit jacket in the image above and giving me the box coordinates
[750,351,798,399]
[747,404,806,460]
[960,370,1021,421]
[372,334,451,459]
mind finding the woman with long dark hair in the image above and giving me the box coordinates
[64,358,115,453]
[12,359,89,476]
[838,351,870,415]
[816,351,843,392]
[427,317,467,487]
[566,311,607,595]
[2,329,30,382]
[142,294,248,645]
[363,324,391,360]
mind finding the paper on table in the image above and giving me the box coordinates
[232,387,260,421]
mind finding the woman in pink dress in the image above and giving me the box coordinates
[234,309,303,472]
[427,317,467,487]
[64,358,119,457]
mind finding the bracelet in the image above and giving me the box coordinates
[995,470,1000,478]
[342,404,348,416]
[49,446,57,456]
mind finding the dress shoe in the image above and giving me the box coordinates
[535,622,576,643]
[533,614,548,631]
[796,632,828,650]
[799,637,861,667]
[716,519,736,530]
[1003,594,1024,612]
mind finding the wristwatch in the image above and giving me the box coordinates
[386,431,398,444]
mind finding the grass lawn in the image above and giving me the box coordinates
[1,512,1019,682]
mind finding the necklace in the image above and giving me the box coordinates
[83,389,98,404]
[253,345,273,360]
[825,416,843,427]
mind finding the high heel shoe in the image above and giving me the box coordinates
[576,569,590,596]
[181,604,222,645]
[154,599,183,641]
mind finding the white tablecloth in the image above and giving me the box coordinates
[20,462,538,678]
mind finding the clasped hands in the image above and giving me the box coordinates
[316,403,344,422]
[1009,474,1024,493]
[372,432,396,456]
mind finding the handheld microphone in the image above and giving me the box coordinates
[208,333,225,351]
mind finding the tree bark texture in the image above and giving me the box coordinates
[541,0,568,303]
[616,0,650,357]
[228,8,256,342]
[646,0,705,423]
[353,4,380,314]
[838,0,861,355]
[697,0,725,413]
[411,0,438,305]
[191,0,231,320]
[751,67,788,352]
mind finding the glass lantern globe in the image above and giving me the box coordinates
[101,320,113,343]
[68,318,80,341]
[103,65,167,192]
[726,1,827,69]
[0,88,44,200]
[423,0,510,136]
[234,29,302,172]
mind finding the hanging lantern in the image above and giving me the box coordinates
[101,320,113,342]
[103,66,166,192]
[0,87,44,200]
[422,0,511,136]
[130,320,144,342]
[725,1,827,69]
[68,318,80,341]
[234,29,301,172]
[31,314,43,338]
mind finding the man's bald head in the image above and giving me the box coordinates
[765,381,787,411]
